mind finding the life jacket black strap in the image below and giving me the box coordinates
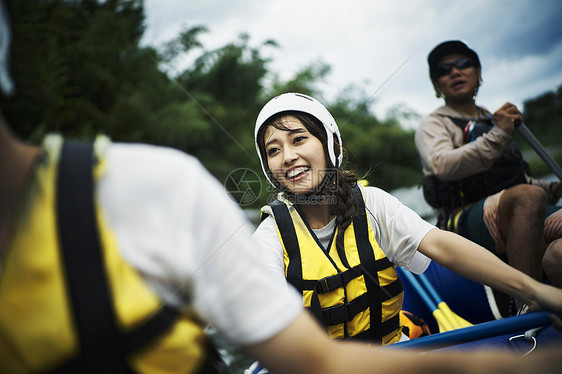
[270,188,403,342]
[291,258,395,293]
[347,313,401,342]
[350,186,403,343]
[269,201,328,327]
[317,257,394,292]
[447,115,474,129]
[322,292,370,325]
[316,275,403,326]
[54,141,179,373]
[425,116,527,211]
[269,201,303,282]
[351,185,381,342]
[317,267,363,293]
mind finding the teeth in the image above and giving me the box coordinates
[287,166,309,179]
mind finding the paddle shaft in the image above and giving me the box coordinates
[398,269,437,310]
[417,273,444,306]
[397,268,455,331]
[416,273,472,328]
[516,122,562,181]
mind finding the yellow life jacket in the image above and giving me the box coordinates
[265,186,404,345]
[0,139,209,373]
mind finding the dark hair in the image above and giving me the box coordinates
[257,111,357,268]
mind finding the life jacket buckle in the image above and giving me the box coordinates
[323,302,351,326]
[317,272,346,293]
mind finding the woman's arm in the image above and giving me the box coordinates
[246,308,562,374]
[418,228,562,313]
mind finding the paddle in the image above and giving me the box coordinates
[515,121,562,181]
[416,273,472,329]
[397,267,455,332]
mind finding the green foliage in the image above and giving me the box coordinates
[328,91,421,191]
[160,25,208,64]
[178,33,274,108]
[524,148,562,178]
[517,84,562,177]
[2,0,149,141]
[522,84,562,148]
[2,0,560,210]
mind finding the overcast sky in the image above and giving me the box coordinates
[142,0,562,128]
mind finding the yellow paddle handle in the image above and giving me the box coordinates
[433,309,455,332]
[439,302,473,329]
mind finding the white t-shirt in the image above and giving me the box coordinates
[95,141,302,346]
[253,185,434,289]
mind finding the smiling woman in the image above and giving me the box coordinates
[252,92,434,345]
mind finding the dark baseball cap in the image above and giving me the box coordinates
[428,40,480,80]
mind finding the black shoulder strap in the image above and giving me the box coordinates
[447,115,494,131]
[53,141,179,373]
[269,202,303,285]
[268,201,327,327]
[447,115,470,130]
[350,186,401,342]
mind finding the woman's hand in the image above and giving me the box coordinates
[526,282,562,329]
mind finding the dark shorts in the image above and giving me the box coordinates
[456,198,497,253]
[456,198,561,255]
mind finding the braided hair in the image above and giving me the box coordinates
[257,111,358,268]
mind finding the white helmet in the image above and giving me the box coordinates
[254,93,343,187]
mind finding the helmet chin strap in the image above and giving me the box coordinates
[326,131,339,169]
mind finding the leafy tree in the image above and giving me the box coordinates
[2,0,156,141]
[522,84,562,147]
[170,33,280,195]
[518,84,562,176]
[3,0,559,203]
[326,88,421,191]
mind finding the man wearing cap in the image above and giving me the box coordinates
[415,40,562,310]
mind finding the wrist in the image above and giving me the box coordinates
[512,267,541,297]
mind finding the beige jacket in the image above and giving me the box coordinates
[415,104,550,190]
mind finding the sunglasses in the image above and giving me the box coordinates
[435,57,476,78]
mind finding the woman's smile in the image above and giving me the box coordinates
[264,115,327,195]
[286,166,311,181]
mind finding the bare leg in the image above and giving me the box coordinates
[543,238,562,288]
[497,184,547,282]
